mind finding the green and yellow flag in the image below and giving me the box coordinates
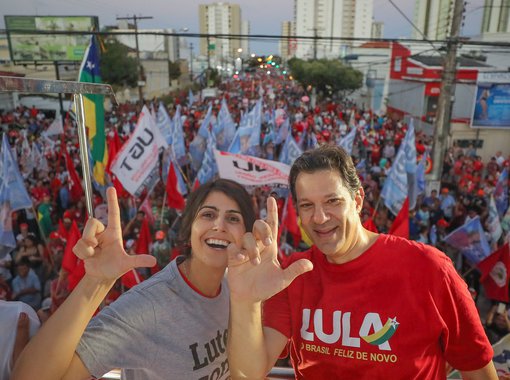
[77,36,108,185]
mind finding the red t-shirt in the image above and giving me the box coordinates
[263,234,492,379]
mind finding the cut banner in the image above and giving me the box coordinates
[111,106,168,196]
[214,150,290,186]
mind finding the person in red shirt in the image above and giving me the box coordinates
[227,145,497,380]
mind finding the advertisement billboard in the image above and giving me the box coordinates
[4,15,99,62]
[471,72,510,129]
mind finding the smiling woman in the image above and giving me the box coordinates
[12,179,256,380]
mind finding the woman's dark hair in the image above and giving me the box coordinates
[176,179,256,257]
[289,145,361,202]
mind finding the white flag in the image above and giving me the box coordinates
[214,149,290,186]
[111,106,167,196]
[43,116,64,137]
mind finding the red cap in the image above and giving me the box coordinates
[20,223,28,229]
[49,231,60,239]
[155,230,165,240]
[63,211,73,220]
[437,219,449,228]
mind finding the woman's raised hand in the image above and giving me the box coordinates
[72,187,156,282]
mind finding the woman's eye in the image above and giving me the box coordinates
[228,215,241,223]
[201,212,214,219]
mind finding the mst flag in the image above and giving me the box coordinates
[78,36,107,185]
[111,106,167,196]
[478,243,510,302]
[214,150,290,186]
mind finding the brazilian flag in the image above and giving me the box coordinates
[78,36,107,185]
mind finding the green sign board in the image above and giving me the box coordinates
[4,15,99,62]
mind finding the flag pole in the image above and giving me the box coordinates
[160,192,167,227]
[74,94,94,218]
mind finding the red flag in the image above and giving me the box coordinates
[478,243,510,303]
[139,196,156,226]
[121,269,141,289]
[134,218,152,255]
[282,197,301,246]
[166,161,186,211]
[363,217,378,233]
[57,219,69,240]
[64,149,84,203]
[106,129,122,174]
[61,220,81,273]
[389,197,409,239]
[193,178,200,191]
[67,260,85,291]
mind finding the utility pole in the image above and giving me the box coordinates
[116,15,153,105]
[313,27,318,60]
[430,0,464,181]
[189,42,194,82]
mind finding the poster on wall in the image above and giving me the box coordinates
[471,72,510,129]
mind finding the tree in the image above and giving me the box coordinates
[287,58,363,97]
[168,61,181,81]
[100,40,138,90]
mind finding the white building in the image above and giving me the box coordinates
[112,28,180,61]
[294,0,373,60]
[280,21,296,60]
[241,20,250,57]
[199,2,242,67]
[412,0,453,40]
[481,0,509,33]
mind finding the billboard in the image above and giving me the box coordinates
[4,15,99,62]
[471,72,510,129]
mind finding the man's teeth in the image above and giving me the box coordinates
[206,239,230,247]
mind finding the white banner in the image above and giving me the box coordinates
[111,106,167,196]
[214,150,290,186]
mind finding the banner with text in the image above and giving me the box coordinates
[214,150,290,186]
[111,106,167,196]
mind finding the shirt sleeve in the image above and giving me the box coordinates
[437,257,493,371]
[76,289,157,378]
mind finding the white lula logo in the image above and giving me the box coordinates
[490,261,507,287]
[300,309,392,351]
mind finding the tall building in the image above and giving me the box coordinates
[241,20,250,57]
[280,21,296,60]
[294,0,373,60]
[482,0,510,33]
[199,2,241,66]
[371,21,384,39]
[412,0,453,40]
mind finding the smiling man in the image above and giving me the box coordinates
[227,145,497,380]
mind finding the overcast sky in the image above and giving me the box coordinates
[1,0,486,54]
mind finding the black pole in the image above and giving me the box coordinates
[53,61,65,118]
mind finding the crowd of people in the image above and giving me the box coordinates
[1,70,510,378]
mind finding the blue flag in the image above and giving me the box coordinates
[1,134,31,211]
[381,121,416,215]
[280,133,303,166]
[188,89,194,107]
[214,99,236,151]
[416,152,427,196]
[171,105,187,165]
[246,99,263,156]
[338,126,357,155]
[189,105,212,171]
[443,216,491,264]
[196,131,218,185]
[0,134,32,258]
[275,117,290,146]
[156,102,173,145]
[495,168,509,218]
